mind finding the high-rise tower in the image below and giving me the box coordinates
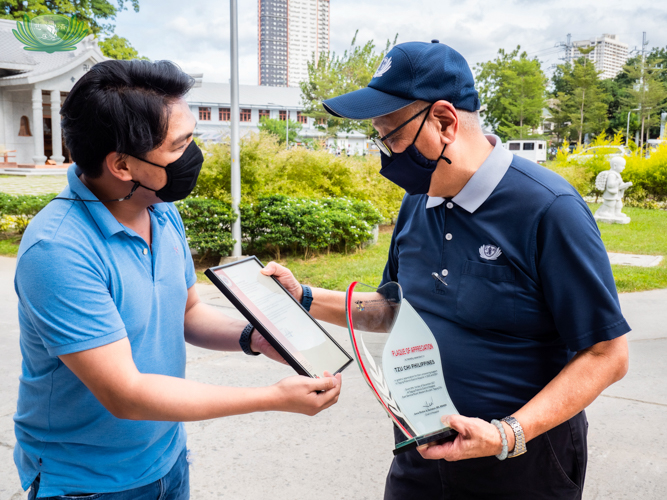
[258,0,329,87]
[566,34,628,80]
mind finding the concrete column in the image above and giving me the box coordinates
[49,90,65,164]
[31,87,46,164]
[0,88,5,150]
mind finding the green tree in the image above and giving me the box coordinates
[300,31,397,139]
[555,52,609,144]
[98,34,148,60]
[621,54,666,150]
[475,46,547,140]
[257,117,302,146]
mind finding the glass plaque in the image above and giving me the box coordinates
[206,257,352,378]
[346,281,459,455]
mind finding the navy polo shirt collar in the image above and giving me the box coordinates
[67,164,169,240]
[426,134,512,213]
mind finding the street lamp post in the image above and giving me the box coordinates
[229,0,242,258]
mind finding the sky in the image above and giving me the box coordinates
[113,0,667,85]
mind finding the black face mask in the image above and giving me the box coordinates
[128,140,204,203]
[378,110,450,196]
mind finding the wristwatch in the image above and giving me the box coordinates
[301,284,313,311]
[502,416,527,458]
[239,323,260,356]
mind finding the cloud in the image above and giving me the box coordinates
[113,0,667,84]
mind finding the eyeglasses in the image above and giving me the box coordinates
[372,104,433,157]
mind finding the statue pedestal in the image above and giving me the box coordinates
[594,214,631,225]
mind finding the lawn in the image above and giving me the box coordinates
[197,205,667,294]
[0,235,20,257]
[3,206,666,294]
[590,204,667,293]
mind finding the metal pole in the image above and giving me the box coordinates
[660,112,666,139]
[286,110,289,149]
[626,108,640,147]
[230,0,242,257]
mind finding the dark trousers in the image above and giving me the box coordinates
[28,447,190,500]
[385,411,588,500]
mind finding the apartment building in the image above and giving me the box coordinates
[258,0,330,87]
[567,34,629,79]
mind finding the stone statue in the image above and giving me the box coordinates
[594,156,633,224]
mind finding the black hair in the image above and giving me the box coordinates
[60,59,195,178]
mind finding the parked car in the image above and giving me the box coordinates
[503,140,547,163]
[567,145,630,162]
[646,139,665,158]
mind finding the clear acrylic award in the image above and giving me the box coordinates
[346,281,459,455]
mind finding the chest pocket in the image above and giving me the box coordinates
[456,260,516,331]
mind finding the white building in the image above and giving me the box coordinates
[258,0,329,87]
[0,18,107,166]
[187,81,369,154]
[566,34,628,79]
[0,16,366,168]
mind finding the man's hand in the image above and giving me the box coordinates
[261,262,302,301]
[60,338,343,421]
[272,371,342,416]
[250,329,288,365]
[417,414,515,461]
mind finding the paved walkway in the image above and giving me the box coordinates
[0,255,665,499]
[0,176,68,196]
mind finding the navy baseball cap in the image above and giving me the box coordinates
[323,40,480,120]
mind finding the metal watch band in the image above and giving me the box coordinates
[301,284,313,311]
[239,323,260,356]
[502,416,527,458]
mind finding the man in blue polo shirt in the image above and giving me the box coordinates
[13,59,341,499]
[263,41,630,499]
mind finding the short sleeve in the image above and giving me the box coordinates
[15,240,127,357]
[380,227,399,287]
[167,203,197,289]
[536,195,631,352]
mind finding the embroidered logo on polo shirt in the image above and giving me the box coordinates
[373,56,392,78]
[479,245,502,261]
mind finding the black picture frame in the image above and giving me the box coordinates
[205,256,352,378]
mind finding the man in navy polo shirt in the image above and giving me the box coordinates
[264,41,629,499]
[13,59,341,499]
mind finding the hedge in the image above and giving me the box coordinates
[0,192,382,258]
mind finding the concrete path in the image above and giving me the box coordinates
[0,176,68,196]
[0,255,665,499]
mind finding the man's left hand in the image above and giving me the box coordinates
[417,414,514,461]
[250,329,289,365]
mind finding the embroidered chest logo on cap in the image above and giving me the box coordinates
[479,245,502,261]
[373,56,392,78]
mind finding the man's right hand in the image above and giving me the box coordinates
[272,371,342,416]
[261,262,303,302]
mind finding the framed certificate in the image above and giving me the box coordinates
[205,256,352,378]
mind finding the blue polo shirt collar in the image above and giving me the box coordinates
[426,134,512,213]
[67,164,169,239]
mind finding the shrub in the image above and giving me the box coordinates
[0,193,55,233]
[193,132,404,221]
[241,195,383,259]
[175,198,236,259]
[546,134,667,203]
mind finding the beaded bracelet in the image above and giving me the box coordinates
[491,419,508,461]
